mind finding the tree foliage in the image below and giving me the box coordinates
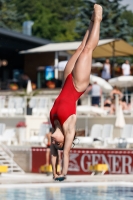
[0,0,23,31]
[76,0,133,42]
[12,0,81,41]
[0,0,133,43]
[121,10,133,44]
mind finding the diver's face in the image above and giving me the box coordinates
[54,141,64,150]
[51,131,64,150]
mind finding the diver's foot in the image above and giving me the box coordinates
[94,4,102,22]
[54,175,66,182]
[53,174,59,180]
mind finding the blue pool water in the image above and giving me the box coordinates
[0,185,133,200]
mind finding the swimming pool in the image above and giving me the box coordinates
[0,183,133,200]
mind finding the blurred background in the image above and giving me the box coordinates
[0,0,133,89]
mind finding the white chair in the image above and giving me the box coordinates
[29,97,39,109]
[28,136,45,146]
[101,124,114,147]
[1,97,16,116]
[28,123,50,146]
[108,124,133,147]
[76,124,103,147]
[0,129,17,145]
[0,123,6,135]
[0,96,6,115]
[37,98,49,116]
[32,97,49,116]
[14,97,25,115]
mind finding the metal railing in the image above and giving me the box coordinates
[1,143,14,173]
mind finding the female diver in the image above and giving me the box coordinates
[50,4,102,181]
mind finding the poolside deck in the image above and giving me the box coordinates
[1,173,133,185]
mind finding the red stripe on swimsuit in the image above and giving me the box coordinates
[50,74,84,128]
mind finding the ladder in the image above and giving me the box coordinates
[0,144,24,174]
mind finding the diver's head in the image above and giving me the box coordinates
[51,129,64,150]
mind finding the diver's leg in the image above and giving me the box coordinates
[63,17,94,82]
[72,4,102,92]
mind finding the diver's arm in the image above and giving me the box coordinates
[61,127,75,176]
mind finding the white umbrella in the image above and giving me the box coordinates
[109,76,133,88]
[77,105,108,115]
[56,60,68,71]
[26,80,32,94]
[90,75,113,93]
[92,62,103,68]
[115,105,125,128]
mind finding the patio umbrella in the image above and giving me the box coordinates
[92,62,103,68]
[77,105,107,115]
[109,76,133,103]
[108,76,133,88]
[90,75,113,93]
[20,39,133,58]
[26,80,32,94]
[115,104,125,128]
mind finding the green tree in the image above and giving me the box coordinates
[0,0,23,31]
[13,0,81,41]
[121,10,133,44]
[76,0,133,42]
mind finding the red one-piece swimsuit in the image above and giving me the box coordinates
[50,74,84,128]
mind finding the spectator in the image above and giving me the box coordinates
[104,96,112,114]
[110,86,128,114]
[101,59,111,81]
[44,127,61,174]
[85,82,102,107]
[110,86,123,101]
[121,60,131,76]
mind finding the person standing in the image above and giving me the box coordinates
[101,59,111,81]
[121,60,131,76]
[85,82,102,106]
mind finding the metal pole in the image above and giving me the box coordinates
[112,41,115,77]
[55,51,59,79]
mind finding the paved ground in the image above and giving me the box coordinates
[0,173,133,185]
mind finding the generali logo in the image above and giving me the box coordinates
[68,153,80,171]
[68,152,133,174]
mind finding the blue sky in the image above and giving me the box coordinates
[121,0,133,11]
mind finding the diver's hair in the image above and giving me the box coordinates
[49,127,52,132]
